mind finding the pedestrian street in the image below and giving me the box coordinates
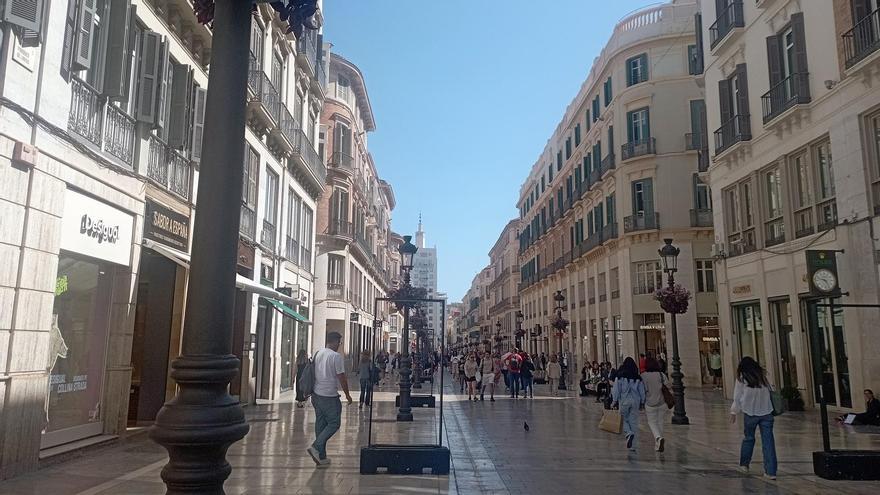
[1,369,878,494]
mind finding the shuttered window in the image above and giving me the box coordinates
[2,0,44,34]
[604,77,612,106]
[626,54,648,86]
[243,146,259,208]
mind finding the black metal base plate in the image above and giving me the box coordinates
[360,445,450,475]
[813,450,880,480]
[395,395,436,408]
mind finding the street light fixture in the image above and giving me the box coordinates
[395,235,418,421]
[552,290,569,390]
[515,310,524,348]
[658,238,690,425]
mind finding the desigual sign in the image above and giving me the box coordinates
[60,189,134,266]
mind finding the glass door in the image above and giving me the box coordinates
[770,299,798,390]
[734,302,764,364]
[804,298,852,408]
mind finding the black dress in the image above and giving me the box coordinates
[294,362,307,402]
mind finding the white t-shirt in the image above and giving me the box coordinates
[313,348,345,398]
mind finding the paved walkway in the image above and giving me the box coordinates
[1,370,879,494]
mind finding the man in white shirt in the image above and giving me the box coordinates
[307,332,352,468]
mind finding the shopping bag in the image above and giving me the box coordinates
[661,384,675,409]
[599,409,623,434]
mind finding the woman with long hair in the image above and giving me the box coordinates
[357,351,373,409]
[464,352,479,401]
[641,357,669,452]
[730,356,777,480]
[612,357,646,451]
[294,348,309,408]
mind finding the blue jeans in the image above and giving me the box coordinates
[509,373,520,397]
[311,394,342,459]
[619,399,640,447]
[521,376,533,396]
[359,378,372,405]
[740,413,777,476]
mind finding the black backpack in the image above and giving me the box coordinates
[299,351,318,399]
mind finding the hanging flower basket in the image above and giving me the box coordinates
[515,329,526,338]
[550,315,569,332]
[654,284,691,314]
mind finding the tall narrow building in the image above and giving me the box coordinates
[411,218,445,337]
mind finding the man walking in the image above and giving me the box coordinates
[307,332,352,468]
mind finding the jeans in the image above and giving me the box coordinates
[509,373,520,397]
[645,404,666,440]
[359,378,372,405]
[740,413,777,476]
[502,370,509,389]
[521,376,533,396]
[619,399,640,448]
[311,394,342,459]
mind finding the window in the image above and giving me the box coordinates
[627,108,650,143]
[301,205,314,263]
[789,140,836,237]
[336,74,350,101]
[271,50,283,91]
[610,267,620,298]
[626,54,648,86]
[328,254,345,286]
[243,146,259,209]
[588,277,596,303]
[598,273,607,301]
[735,303,764,364]
[286,189,302,259]
[869,113,880,213]
[557,151,563,171]
[631,179,653,216]
[695,260,715,292]
[633,261,663,295]
[603,77,612,106]
[606,194,616,225]
[565,137,572,159]
[724,179,756,255]
[592,96,600,122]
[575,124,581,147]
[694,176,711,210]
[548,164,554,183]
[716,64,751,152]
[763,166,785,245]
[764,13,809,123]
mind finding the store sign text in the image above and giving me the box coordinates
[80,214,120,244]
[61,189,133,265]
[144,200,190,251]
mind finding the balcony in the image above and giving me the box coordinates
[147,135,192,200]
[621,138,656,161]
[269,104,300,155]
[698,150,710,172]
[248,66,282,129]
[714,114,751,154]
[601,153,616,176]
[297,31,318,74]
[301,246,312,272]
[327,283,345,301]
[291,129,327,188]
[286,236,300,265]
[690,208,713,227]
[843,8,880,69]
[261,220,277,252]
[601,222,618,242]
[761,73,811,124]
[709,0,744,50]
[240,204,256,240]
[685,132,707,151]
[328,218,353,238]
[588,165,602,186]
[329,151,354,172]
[68,77,136,167]
[624,212,660,233]
[728,230,757,256]
[688,51,704,76]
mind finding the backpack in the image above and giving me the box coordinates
[508,358,520,373]
[299,351,319,399]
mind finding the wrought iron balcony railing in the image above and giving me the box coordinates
[621,137,656,161]
[147,134,191,200]
[328,218,353,237]
[714,114,751,154]
[761,73,811,123]
[601,222,618,242]
[709,0,744,49]
[286,236,300,265]
[104,104,136,165]
[248,70,282,126]
[327,283,346,300]
[329,151,354,171]
[291,129,327,185]
[624,212,660,233]
[261,220,277,252]
[601,153,616,175]
[685,132,707,151]
[297,31,318,72]
[240,204,256,240]
[690,208,713,227]
[843,8,880,68]
[69,77,137,168]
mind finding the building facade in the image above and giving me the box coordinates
[313,53,398,369]
[517,0,716,386]
[702,0,880,410]
[411,219,446,341]
[0,0,325,478]
[487,220,522,350]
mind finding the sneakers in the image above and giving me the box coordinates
[763,474,777,481]
[625,433,634,450]
[737,465,750,474]
[490,397,495,402]
[306,446,322,465]
[316,458,331,469]
[657,437,665,452]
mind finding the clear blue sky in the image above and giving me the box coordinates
[323,0,655,302]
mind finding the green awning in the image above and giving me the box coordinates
[262,297,311,325]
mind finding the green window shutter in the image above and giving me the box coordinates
[190,86,207,162]
[790,13,810,98]
[168,64,193,148]
[155,38,171,130]
[626,110,634,142]
[766,34,782,87]
[626,58,633,86]
[74,0,99,70]
[640,54,648,82]
[586,110,591,130]
[136,31,162,123]
[608,126,614,151]
[645,108,651,138]
[3,0,44,35]
[102,0,132,98]
[644,178,654,214]
[596,204,604,229]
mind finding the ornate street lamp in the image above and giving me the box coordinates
[494,320,503,353]
[394,235,419,421]
[658,238,690,425]
[552,290,569,390]
[411,309,427,389]
[515,310,524,348]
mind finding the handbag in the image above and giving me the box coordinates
[661,374,675,409]
[599,409,623,434]
[769,386,785,416]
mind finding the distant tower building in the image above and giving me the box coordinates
[411,217,445,338]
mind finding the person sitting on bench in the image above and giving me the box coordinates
[838,389,880,425]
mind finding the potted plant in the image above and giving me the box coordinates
[781,386,805,411]
[653,284,691,315]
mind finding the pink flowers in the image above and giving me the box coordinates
[654,284,691,314]
[550,315,570,332]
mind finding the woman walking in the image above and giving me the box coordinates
[612,357,646,451]
[294,348,309,408]
[464,353,479,401]
[479,351,498,401]
[521,354,535,398]
[642,357,669,452]
[547,355,562,396]
[358,351,374,409]
[730,357,778,480]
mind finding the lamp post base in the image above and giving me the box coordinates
[671,414,690,425]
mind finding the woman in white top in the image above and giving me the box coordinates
[730,356,778,480]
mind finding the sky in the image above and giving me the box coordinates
[323,0,657,302]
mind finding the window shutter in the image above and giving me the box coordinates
[168,65,193,148]
[694,13,704,73]
[608,125,614,151]
[626,111,634,142]
[790,13,810,100]
[640,54,648,81]
[136,31,162,123]
[190,86,207,162]
[643,179,654,215]
[73,0,98,70]
[3,0,43,34]
[102,0,131,98]
[718,79,731,123]
[155,38,170,130]
[852,0,869,22]
[644,108,651,138]
[631,181,639,214]
[735,64,751,137]
[766,35,782,87]
[626,58,633,86]
[60,0,77,78]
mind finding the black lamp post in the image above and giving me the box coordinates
[412,310,425,390]
[659,238,690,425]
[494,320,503,354]
[396,235,418,421]
[553,290,568,390]
[515,310,524,348]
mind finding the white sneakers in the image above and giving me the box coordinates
[655,437,665,452]
[307,446,330,468]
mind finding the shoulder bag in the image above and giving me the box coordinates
[661,374,675,409]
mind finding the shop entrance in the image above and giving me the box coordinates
[128,250,178,425]
[255,300,274,400]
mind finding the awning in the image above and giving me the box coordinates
[143,239,300,307]
[262,297,311,324]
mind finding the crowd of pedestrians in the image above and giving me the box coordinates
[451,348,551,401]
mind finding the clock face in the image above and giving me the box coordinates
[812,268,837,293]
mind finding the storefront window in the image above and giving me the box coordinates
[698,316,720,384]
[807,298,851,408]
[46,256,112,439]
[770,299,798,390]
[734,303,764,364]
[280,318,295,391]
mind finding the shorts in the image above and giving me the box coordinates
[465,376,477,382]
[710,368,722,378]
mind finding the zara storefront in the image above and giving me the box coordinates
[42,189,137,449]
